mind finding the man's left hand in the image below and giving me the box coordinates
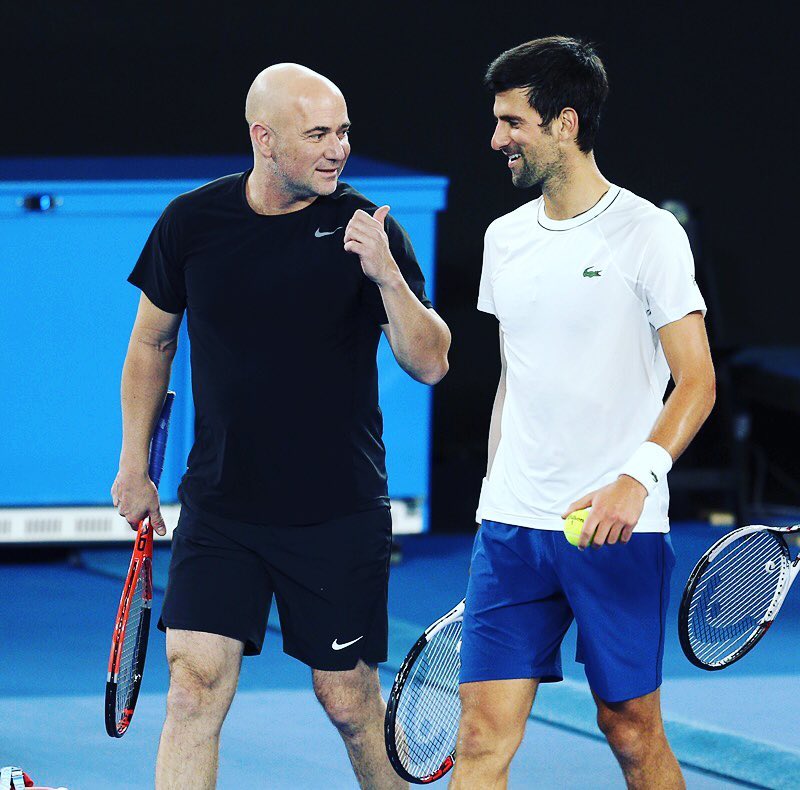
[563,476,648,549]
[344,205,399,286]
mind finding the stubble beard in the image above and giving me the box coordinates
[511,154,545,189]
[272,152,328,200]
[511,149,567,193]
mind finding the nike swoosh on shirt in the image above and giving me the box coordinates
[331,635,364,651]
[315,227,343,237]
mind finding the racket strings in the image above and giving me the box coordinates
[395,620,462,778]
[688,542,774,665]
[696,533,778,605]
[692,536,783,632]
[689,538,780,663]
[687,532,786,665]
[115,564,150,721]
[692,538,780,624]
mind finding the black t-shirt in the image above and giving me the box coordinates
[129,172,432,525]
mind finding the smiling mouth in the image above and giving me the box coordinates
[507,153,521,162]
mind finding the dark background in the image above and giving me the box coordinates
[3,2,795,530]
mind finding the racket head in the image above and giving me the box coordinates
[105,525,154,737]
[678,526,790,670]
[385,600,464,784]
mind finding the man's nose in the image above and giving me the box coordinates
[491,123,508,151]
[325,138,346,161]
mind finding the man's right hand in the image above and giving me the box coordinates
[110,468,167,536]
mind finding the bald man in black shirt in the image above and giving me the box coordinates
[111,63,450,789]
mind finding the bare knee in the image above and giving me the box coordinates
[457,707,523,766]
[166,655,237,731]
[313,667,379,739]
[454,679,535,775]
[597,706,663,764]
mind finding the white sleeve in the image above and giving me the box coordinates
[477,227,497,316]
[637,213,707,330]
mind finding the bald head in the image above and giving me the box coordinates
[245,63,345,130]
[244,63,351,208]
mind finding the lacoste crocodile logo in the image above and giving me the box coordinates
[583,266,602,278]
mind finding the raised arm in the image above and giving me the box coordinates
[111,293,183,535]
[379,304,451,386]
[344,205,450,385]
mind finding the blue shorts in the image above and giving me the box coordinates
[460,520,675,703]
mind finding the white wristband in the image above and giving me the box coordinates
[619,442,673,495]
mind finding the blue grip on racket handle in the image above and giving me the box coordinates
[148,391,175,489]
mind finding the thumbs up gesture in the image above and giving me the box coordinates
[344,205,398,285]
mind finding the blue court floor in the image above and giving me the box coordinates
[3,522,799,788]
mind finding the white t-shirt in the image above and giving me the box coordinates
[477,185,706,533]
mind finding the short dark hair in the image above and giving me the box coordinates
[485,36,609,153]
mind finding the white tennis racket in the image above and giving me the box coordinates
[679,524,800,670]
[384,599,465,783]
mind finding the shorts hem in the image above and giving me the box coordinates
[460,667,562,685]
[590,679,662,704]
[158,617,261,656]
[284,645,388,671]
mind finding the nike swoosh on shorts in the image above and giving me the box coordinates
[331,635,364,650]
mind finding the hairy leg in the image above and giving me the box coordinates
[156,629,244,790]
[449,678,538,789]
[595,689,684,790]
[312,660,406,789]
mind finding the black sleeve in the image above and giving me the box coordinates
[127,200,187,314]
[364,213,433,325]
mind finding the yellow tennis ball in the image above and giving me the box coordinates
[564,508,594,547]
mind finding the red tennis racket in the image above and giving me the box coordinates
[105,391,175,737]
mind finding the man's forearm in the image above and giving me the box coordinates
[378,269,450,385]
[648,375,716,462]
[119,340,176,473]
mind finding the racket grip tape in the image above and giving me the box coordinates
[147,391,175,489]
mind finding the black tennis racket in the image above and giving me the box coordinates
[679,523,800,670]
[105,391,175,737]
[385,599,465,784]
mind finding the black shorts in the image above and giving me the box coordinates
[158,502,392,670]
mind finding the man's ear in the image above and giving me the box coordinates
[557,107,580,144]
[250,122,275,159]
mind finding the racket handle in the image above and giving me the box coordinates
[148,391,175,490]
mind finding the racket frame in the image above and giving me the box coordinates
[678,523,800,671]
[385,599,465,784]
[104,391,174,737]
[105,523,154,736]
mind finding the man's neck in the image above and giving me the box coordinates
[541,153,611,221]
[245,165,318,215]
